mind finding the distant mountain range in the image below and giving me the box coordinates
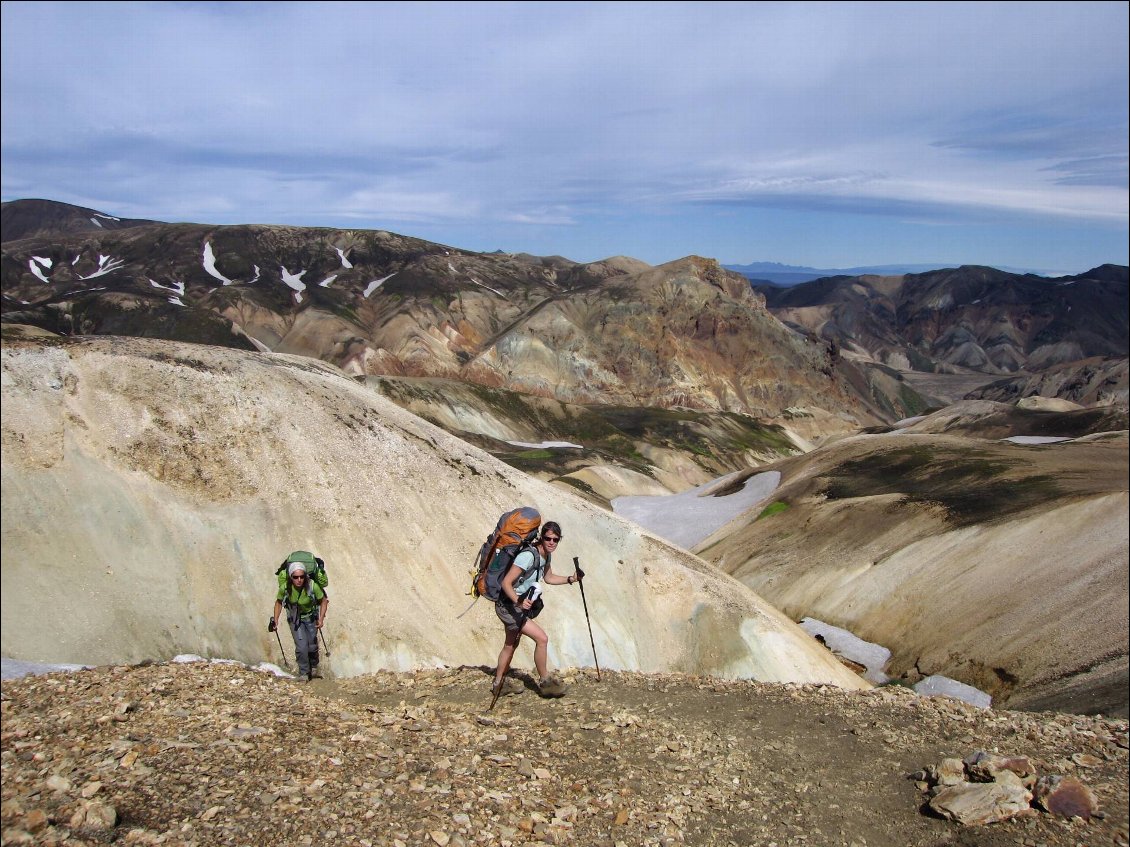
[723,260,1062,286]
[3,198,1125,425]
[1,198,921,432]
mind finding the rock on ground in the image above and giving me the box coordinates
[2,661,1127,847]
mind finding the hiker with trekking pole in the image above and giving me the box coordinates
[269,557,329,681]
[490,520,582,705]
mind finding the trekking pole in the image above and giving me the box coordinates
[269,618,290,670]
[573,557,601,681]
[319,627,332,657]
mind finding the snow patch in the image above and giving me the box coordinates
[1,657,90,679]
[364,272,397,298]
[336,247,353,269]
[613,470,781,550]
[318,274,339,288]
[149,278,186,298]
[1003,436,1073,445]
[78,254,125,280]
[28,259,51,283]
[202,242,234,285]
[506,440,585,449]
[90,217,103,228]
[914,675,993,708]
[799,618,892,683]
[280,266,307,303]
[799,618,992,707]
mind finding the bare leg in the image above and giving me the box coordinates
[520,619,550,681]
[494,628,522,688]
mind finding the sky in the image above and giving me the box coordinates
[2,2,1127,275]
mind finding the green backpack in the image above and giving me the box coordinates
[276,551,329,594]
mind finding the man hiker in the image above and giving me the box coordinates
[270,561,329,680]
[492,521,581,700]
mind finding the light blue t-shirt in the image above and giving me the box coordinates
[509,549,545,598]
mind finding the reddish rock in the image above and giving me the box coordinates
[1033,775,1100,820]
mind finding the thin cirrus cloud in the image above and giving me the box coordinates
[1,1,1126,272]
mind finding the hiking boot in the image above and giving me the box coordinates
[310,668,323,680]
[537,676,567,698]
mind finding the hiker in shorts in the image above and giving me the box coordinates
[270,561,328,681]
[493,521,581,699]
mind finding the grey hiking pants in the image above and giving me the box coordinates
[288,614,320,678]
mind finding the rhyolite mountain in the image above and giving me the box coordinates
[752,265,1129,408]
[0,197,159,241]
[1,199,929,443]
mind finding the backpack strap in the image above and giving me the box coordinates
[284,580,322,621]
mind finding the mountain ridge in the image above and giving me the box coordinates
[1,198,929,434]
[724,259,1077,285]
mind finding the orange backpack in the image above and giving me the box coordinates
[471,507,542,600]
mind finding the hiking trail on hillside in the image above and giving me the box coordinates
[2,661,1127,846]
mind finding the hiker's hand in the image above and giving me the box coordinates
[267,618,277,633]
[574,567,585,582]
[316,619,324,630]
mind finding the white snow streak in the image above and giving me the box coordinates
[149,278,186,298]
[202,242,234,285]
[1004,435,1072,445]
[94,213,121,221]
[506,440,585,449]
[280,266,307,303]
[364,272,396,298]
[28,259,50,283]
[78,254,125,280]
[445,262,504,296]
[90,217,103,228]
[336,248,353,269]
[468,275,505,297]
[318,274,339,288]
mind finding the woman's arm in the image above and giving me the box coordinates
[501,563,526,605]
[543,564,577,586]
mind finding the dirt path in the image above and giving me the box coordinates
[2,662,1127,846]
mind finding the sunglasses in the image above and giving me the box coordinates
[291,574,307,580]
[542,536,561,543]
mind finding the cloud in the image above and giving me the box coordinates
[2,1,1126,270]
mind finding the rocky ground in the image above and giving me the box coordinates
[2,661,1127,847]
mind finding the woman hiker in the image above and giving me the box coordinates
[270,561,329,681]
[492,521,582,700]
